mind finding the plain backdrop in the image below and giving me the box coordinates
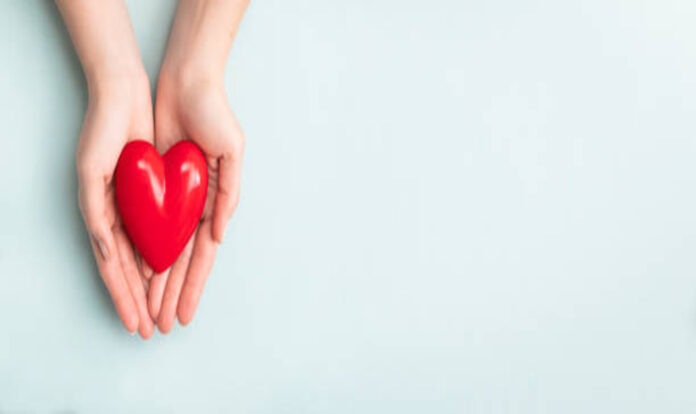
[2,0,696,412]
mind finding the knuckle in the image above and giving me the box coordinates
[77,189,99,231]
[80,204,105,237]
[163,289,179,306]
[229,144,245,162]
[76,158,99,181]
[83,215,102,235]
[230,193,240,212]
[231,129,246,152]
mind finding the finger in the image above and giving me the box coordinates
[144,261,154,279]
[148,268,170,321]
[178,220,218,326]
[78,172,113,260]
[141,257,154,280]
[135,251,154,280]
[157,235,195,334]
[212,151,243,243]
[79,177,139,334]
[114,225,154,340]
[88,231,139,334]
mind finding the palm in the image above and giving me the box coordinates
[148,79,244,333]
[76,81,155,338]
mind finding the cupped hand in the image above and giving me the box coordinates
[148,71,245,333]
[77,73,155,338]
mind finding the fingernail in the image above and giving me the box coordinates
[92,233,110,261]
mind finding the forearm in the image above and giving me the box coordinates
[161,0,249,85]
[56,0,146,93]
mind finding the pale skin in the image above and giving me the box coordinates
[56,0,248,338]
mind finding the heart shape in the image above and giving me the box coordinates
[115,140,208,273]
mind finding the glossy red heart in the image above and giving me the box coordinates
[115,140,208,273]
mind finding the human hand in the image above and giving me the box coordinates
[146,0,248,334]
[57,0,155,338]
[148,68,245,333]
[76,73,156,338]
[59,0,248,336]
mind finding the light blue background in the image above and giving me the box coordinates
[2,0,696,412]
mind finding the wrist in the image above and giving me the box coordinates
[159,0,249,90]
[158,58,224,96]
[87,64,150,101]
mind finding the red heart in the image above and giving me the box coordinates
[115,140,208,273]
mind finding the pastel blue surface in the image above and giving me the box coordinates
[2,0,696,412]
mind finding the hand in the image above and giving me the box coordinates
[59,0,248,336]
[57,0,157,338]
[147,68,245,333]
[77,73,156,338]
[146,0,248,334]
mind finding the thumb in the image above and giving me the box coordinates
[78,169,113,261]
